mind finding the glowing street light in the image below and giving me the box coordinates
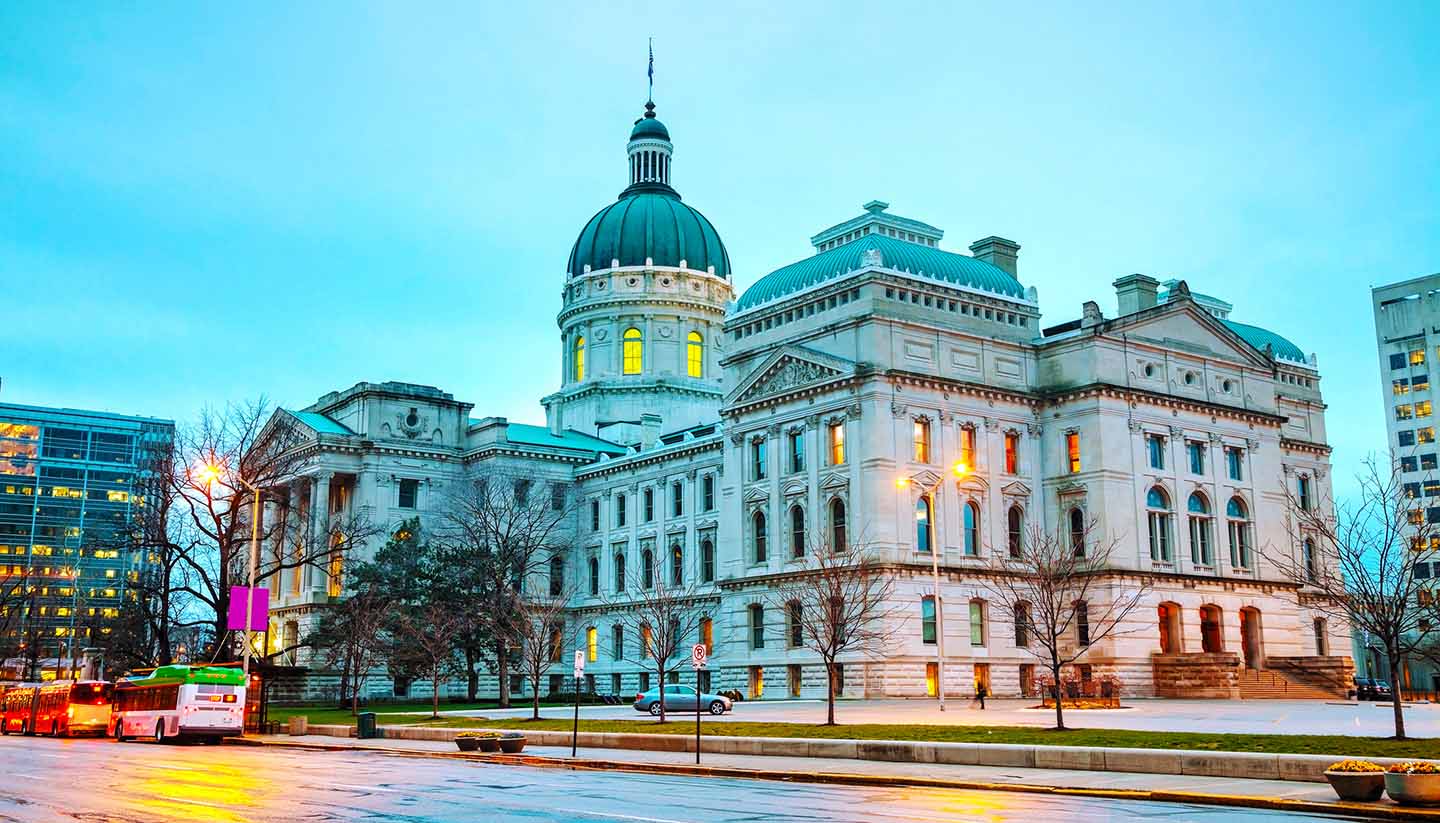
[899,459,972,711]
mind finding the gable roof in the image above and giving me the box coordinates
[498,423,628,456]
[288,411,353,435]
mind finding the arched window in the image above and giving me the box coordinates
[830,498,848,551]
[1303,538,1318,582]
[1069,508,1086,557]
[642,549,655,589]
[614,552,626,592]
[1188,493,1213,567]
[700,539,715,582]
[1226,497,1251,569]
[753,510,768,563]
[687,331,704,378]
[1147,487,1172,563]
[963,501,980,557]
[915,496,933,553]
[670,544,683,586]
[574,335,586,381]
[1199,604,1223,652]
[790,505,806,559]
[587,556,599,597]
[549,553,564,597]
[622,327,643,374]
[1006,506,1023,558]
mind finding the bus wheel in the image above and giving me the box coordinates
[153,721,165,743]
[112,721,128,742]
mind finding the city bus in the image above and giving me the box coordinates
[33,680,113,737]
[1,684,41,735]
[111,665,246,743]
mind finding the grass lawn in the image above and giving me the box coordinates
[268,700,583,727]
[384,718,1438,759]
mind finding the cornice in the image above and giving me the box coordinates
[575,435,724,480]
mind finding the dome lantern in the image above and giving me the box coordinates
[627,100,673,190]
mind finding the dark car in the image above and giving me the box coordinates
[1354,677,1393,701]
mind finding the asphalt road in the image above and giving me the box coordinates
[0,735,1345,822]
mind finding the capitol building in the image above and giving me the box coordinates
[265,94,1350,702]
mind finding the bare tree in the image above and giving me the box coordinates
[1267,457,1434,739]
[602,555,711,724]
[975,517,1150,731]
[511,588,575,720]
[434,473,576,707]
[765,535,899,725]
[393,602,468,720]
[313,588,391,716]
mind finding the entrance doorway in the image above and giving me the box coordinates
[1158,603,1182,653]
[925,662,938,697]
[973,663,991,696]
[1239,607,1263,669]
[748,666,765,699]
[1199,605,1224,653]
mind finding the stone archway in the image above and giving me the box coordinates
[1239,607,1264,669]
[1157,602,1183,654]
[1199,605,1224,653]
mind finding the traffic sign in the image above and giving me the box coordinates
[573,650,585,679]
[690,643,708,670]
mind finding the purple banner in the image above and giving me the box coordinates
[226,586,269,631]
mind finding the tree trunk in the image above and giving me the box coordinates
[1387,650,1407,739]
[337,652,352,710]
[532,672,541,720]
[1051,661,1066,731]
[432,672,441,719]
[465,648,479,702]
[496,641,511,708]
[658,668,667,724]
[825,660,836,726]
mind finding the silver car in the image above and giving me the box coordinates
[632,685,731,715]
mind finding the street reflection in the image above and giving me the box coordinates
[130,749,275,822]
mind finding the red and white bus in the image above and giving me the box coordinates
[1,684,41,735]
[33,680,113,736]
[111,665,246,742]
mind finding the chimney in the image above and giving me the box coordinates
[969,236,1020,278]
[640,413,662,450]
[1112,274,1159,316]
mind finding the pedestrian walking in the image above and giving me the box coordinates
[975,683,987,710]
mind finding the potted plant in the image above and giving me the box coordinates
[498,731,526,754]
[1386,761,1440,806]
[1323,760,1386,801]
[455,731,502,753]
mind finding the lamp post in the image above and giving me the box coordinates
[899,460,970,712]
[199,463,263,678]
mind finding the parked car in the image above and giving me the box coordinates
[632,685,731,716]
[1355,677,1394,701]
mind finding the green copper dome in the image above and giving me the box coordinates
[568,188,730,278]
[737,234,1024,311]
[631,115,670,141]
[1222,320,1308,364]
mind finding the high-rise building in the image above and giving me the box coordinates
[0,402,174,678]
[1369,274,1440,693]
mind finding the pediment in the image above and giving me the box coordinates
[1001,480,1032,498]
[1118,303,1273,368]
[820,472,850,491]
[957,474,989,493]
[742,485,770,504]
[909,469,942,488]
[782,479,808,498]
[729,345,855,405]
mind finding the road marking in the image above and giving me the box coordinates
[555,809,690,823]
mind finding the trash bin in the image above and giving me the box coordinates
[356,712,378,739]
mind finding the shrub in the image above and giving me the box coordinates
[455,730,501,740]
[1388,761,1440,774]
[1328,759,1384,772]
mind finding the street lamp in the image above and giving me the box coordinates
[199,461,263,678]
[898,460,970,711]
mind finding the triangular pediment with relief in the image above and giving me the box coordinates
[1001,480,1032,498]
[742,486,770,504]
[1112,300,1273,369]
[728,345,855,406]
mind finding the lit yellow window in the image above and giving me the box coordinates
[587,626,598,662]
[828,422,845,465]
[913,419,931,463]
[1066,432,1082,473]
[1412,349,1427,366]
[641,624,653,657]
[623,328,643,375]
[1398,404,1415,420]
[107,490,129,503]
[1419,400,1433,418]
[687,331,704,378]
[575,335,586,381]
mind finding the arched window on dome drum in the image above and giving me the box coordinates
[687,331,704,378]
[623,328,643,374]
[574,336,586,382]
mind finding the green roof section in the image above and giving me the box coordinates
[567,190,730,278]
[1222,320,1308,364]
[123,665,247,687]
[289,411,354,435]
[630,115,670,141]
[736,233,1025,312]
[495,423,628,456]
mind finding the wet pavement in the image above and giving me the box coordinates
[0,734,1354,821]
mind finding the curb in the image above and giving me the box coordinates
[227,738,1440,821]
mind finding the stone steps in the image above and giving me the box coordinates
[1236,669,1337,700]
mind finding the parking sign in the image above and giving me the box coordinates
[573,650,585,679]
[690,643,708,670]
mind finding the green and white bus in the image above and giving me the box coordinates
[110,665,246,742]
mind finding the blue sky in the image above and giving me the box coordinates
[2,2,1437,496]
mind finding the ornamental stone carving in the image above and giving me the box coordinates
[745,357,841,400]
[846,403,863,419]
[1169,426,1185,439]
[983,418,1000,432]
[1027,422,1043,437]
[1127,419,1142,432]
[890,402,908,418]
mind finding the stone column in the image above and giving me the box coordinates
[309,472,333,593]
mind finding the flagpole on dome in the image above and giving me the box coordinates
[647,37,654,103]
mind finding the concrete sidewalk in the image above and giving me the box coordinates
[243,733,1440,820]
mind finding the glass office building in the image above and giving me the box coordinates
[0,402,174,678]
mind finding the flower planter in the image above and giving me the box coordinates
[498,735,526,754]
[1386,773,1440,806]
[455,737,481,752]
[1324,771,1385,802]
[477,736,500,753]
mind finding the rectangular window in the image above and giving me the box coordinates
[612,625,624,660]
[643,488,654,522]
[1419,401,1433,419]
[1402,456,1419,473]
[1066,432,1081,473]
[752,440,767,481]
[749,605,765,649]
[1396,378,1413,395]
[914,419,932,463]
[1405,482,1423,499]
[615,494,627,527]
[788,601,803,647]
[1398,404,1415,420]
[1146,434,1165,470]
[959,426,975,470]
[1400,430,1417,447]
[1297,476,1312,510]
[550,483,567,511]
[1075,602,1090,646]
[1413,348,1427,366]
[1420,427,1435,444]
[590,499,601,530]
[828,422,845,465]
[1225,447,1244,481]
[1391,353,1409,370]
[1424,454,1438,470]
[700,617,713,653]
[789,430,805,474]
[1188,441,1206,475]
[969,601,985,647]
[397,478,419,509]
[671,481,683,517]
[1416,374,1431,392]
[1004,432,1018,474]
[921,596,936,645]
[587,626,598,662]
[1424,480,1440,497]
[703,475,715,511]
